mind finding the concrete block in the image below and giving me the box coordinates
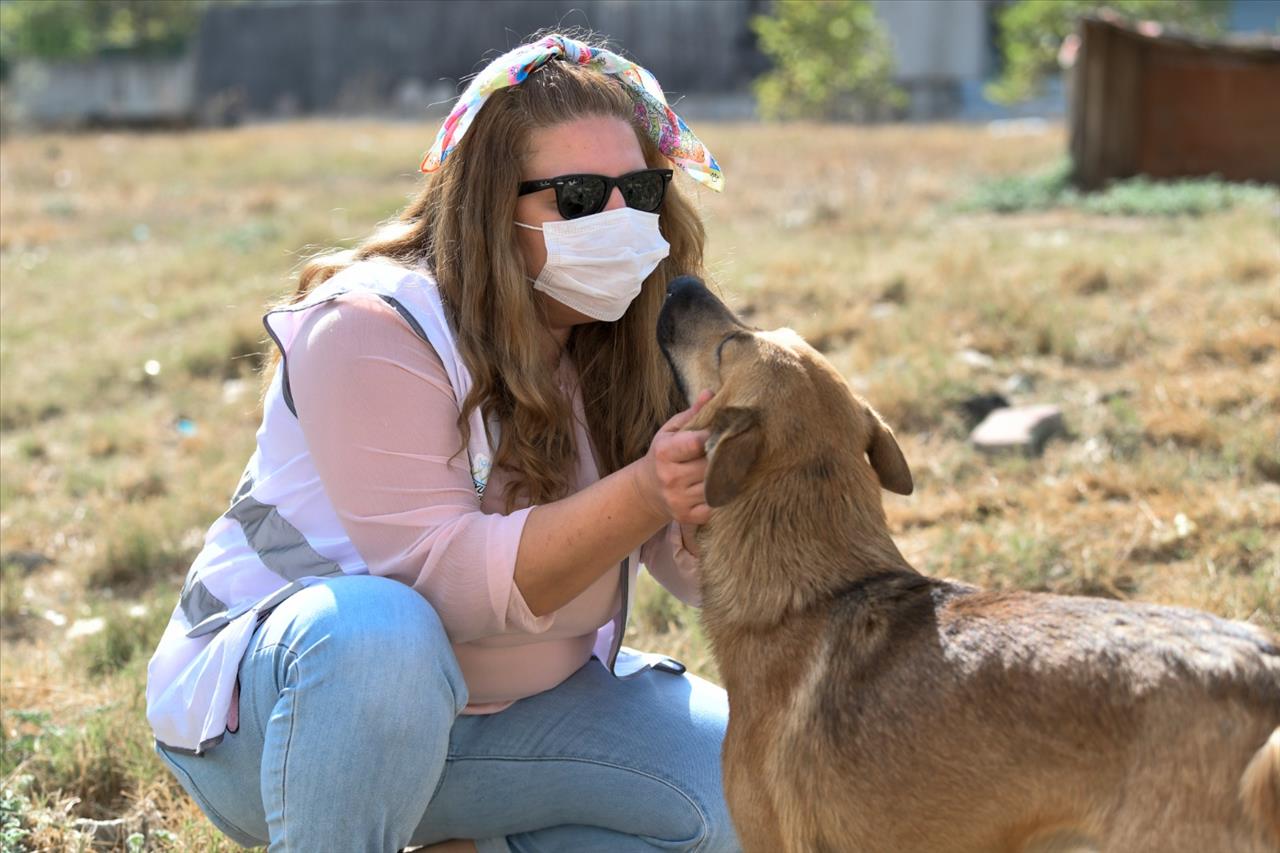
[971,404,1066,456]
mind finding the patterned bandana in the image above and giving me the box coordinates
[419,35,724,192]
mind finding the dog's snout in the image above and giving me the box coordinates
[666,275,706,301]
[658,276,710,351]
[662,276,742,325]
[657,275,749,355]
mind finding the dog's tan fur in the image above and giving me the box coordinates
[656,277,1280,853]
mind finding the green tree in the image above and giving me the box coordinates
[988,0,1227,104]
[0,0,225,80]
[750,0,904,121]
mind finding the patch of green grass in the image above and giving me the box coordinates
[632,571,698,636]
[1,774,35,851]
[960,159,1280,216]
[1,710,60,778]
[626,573,715,680]
[1101,395,1144,460]
[86,505,195,591]
[962,159,1076,213]
[1080,176,1279,217]
[73,600,171,678]
[10,684,165,823]
[180,320,271,380]
[1,562,28,631]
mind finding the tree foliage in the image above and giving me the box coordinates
[988,0,1227,104]
[750,0,904,121]
[0,0,228,79]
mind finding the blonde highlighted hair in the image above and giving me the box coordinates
[262,34,706,511]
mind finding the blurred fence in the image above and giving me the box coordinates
[193,0,769,118]
[9,54,196,127]
[7,0,769,127]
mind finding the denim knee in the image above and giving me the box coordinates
[257,574,469,716]
[699,801,741,852]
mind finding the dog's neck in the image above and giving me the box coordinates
[697,459,915,640]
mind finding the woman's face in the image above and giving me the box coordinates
[515,115,647,331]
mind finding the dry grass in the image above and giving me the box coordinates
[1,118,1277,849]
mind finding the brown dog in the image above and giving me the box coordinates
[656,276,1280,853]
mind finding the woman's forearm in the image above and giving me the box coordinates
[513,459,669,617]
[514,389,713,618]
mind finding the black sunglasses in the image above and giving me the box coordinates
[517,168,673,220]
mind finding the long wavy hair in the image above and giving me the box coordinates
[261,38,706,511]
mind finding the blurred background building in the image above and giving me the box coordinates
[2,0,1277,128]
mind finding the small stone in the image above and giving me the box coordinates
[779,208,814,230]
[72,817,128,843]
[1253,453,1280,484]
[3,550,52,572]
[971,404,1066,456]
[1003,373,1036,395]
[956,348,996,370]
[879,278,908,304]
[67,617,106,639]
[222,378,248,404]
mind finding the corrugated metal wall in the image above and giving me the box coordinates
[193,0,770,115]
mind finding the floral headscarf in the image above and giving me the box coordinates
[419,35,723,192]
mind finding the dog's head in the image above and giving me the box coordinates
[657,276,913,510]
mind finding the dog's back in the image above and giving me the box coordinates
[774,574,1280,852]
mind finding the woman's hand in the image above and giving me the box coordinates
[634,390,715,526]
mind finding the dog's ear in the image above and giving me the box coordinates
[704,406,762,508]
[865,406,913,495]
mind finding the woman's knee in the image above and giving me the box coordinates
[254,574,468,712]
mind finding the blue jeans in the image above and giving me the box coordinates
[154,574,742,852]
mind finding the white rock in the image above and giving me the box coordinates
[971,404,1066,456]
[956,348,996,370]
[67,617,106,639]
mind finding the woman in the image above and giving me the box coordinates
[146,33,742,852]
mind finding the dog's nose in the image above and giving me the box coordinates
[666,275,705,300]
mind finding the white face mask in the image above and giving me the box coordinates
[515,207,671,322]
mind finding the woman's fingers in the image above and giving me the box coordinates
[659,389,715,434]
[657,429,710,465]
[661,470,709,515]
[647,390,716,521]
[661,407,697,434]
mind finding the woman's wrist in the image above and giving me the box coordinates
[628,456,672,527]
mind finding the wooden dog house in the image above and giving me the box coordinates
[1070,15,1280,189]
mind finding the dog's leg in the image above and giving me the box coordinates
[723,757,787,853]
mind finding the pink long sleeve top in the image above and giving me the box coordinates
[286,290,701,713]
